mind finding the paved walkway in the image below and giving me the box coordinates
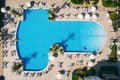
[0,46,3,76]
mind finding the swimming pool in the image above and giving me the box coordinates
[16,9,106,71]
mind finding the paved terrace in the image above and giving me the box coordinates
[0,0,116,80]
[0,46,3,76]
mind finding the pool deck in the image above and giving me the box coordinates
[0,46,3,76]
[1,0,116,80]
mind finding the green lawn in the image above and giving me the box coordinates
[102,0,117,7]
[71,0,83,4]
[71,0,90,5]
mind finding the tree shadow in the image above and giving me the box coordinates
[57,32,75,51]
[22,51,38,70]
[2,29,14,41]
[31,1,35,7]
[53,6,61,13]
[23,10,32,20]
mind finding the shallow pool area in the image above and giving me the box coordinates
[16,9,106,71]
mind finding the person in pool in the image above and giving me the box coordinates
[83,47,87,50]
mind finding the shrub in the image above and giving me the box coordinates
[71,0,83,4]
[108,11,118,32]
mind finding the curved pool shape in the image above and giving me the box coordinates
[17,9,106,71]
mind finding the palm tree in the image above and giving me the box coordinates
[11,62,22,73]
[49,44,64,54]
[48,9,53,20]
[11,8,21,16]
[48,9,55,20]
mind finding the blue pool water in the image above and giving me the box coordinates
[16,9,106,71]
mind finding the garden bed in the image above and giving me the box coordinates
[102,0,117,7]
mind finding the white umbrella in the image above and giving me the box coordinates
[117,51,120,55]
[26,2,31,8]
[90,54,95,59]
[49,56,55,61]
[85,14,90,19]
[39,2,42,7]
[110,26,114,31]
[92,14,97,19]
[1,7,6,13]
[88,61,93,67]
[65,4,69,8]
[73,8,77,11]
[109,19,112,22]
[78,14,83,19]
[56,74,62,79]
[106,13,109,17]
[91,7,96,12]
